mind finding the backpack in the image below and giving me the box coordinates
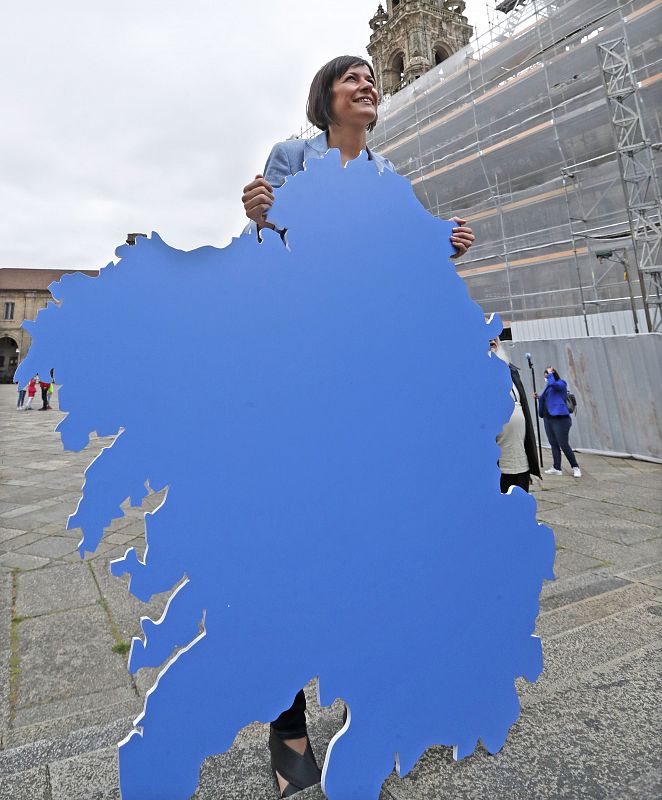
[566,391,577,415]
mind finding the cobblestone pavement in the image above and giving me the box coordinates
[0,384,660,799]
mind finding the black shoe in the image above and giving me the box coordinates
[269,728,321,798]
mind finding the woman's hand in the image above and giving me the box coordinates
[242,175,275,225]
[449,217,475,260]
[533,392,539,400]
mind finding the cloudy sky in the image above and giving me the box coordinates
[1,1,490,270]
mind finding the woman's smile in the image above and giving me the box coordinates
[331,65,379,127]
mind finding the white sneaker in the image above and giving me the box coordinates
[572,467,582,478]
[544,467,563,475]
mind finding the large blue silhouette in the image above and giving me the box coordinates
[17,150,555,799]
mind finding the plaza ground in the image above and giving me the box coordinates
[0,384,660,799]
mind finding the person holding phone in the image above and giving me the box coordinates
[537,367,581,478]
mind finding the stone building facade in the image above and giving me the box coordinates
[0,269,97,383]
[367,1,473,96]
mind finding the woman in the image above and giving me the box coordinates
[241,55,476,798]
[242,55,475,258]
[537,367,581,478]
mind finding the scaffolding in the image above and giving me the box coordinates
[598,35,662,331]
[361,0,662,338]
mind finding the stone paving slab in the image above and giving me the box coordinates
[538,571,622,611]
[12,685,137,732]
[539,495,662,529]
[0,528,30,547]
[0,485,66,503]
[0,764,49,800]
[538,506,660,546]
[552,547,604,577]
[552,525,662,570]
[616,560,662,590]
[5,699,138,751]
[546,481,661,515]
[531,603,662,692]
[15,563,99,617]
[15,536,78,560]
[0,531,43,554]
[0,717,132,777]
[536,581,658,638]
[0,502,75,532]
[0,551,49,572]
[15,606,132,709]
[49,746,119,800]
[2,479,50,487]
[0,503,45,521]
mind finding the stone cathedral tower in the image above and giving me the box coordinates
[367,1,473,97]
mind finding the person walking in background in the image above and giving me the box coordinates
[24,376,37,410]
[16,381,26,410]
[537,367,581,478]
[490,338,541,493]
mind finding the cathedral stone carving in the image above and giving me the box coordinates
[368,1,473,97]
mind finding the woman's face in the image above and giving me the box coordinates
[329,64,378,129]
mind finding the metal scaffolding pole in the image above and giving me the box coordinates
[597,35,662,332]
[561,170,591,336]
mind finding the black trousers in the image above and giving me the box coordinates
[271,689,307,740]
[544,415,578,470]
[41,387,49,409]
[500,471,530,494]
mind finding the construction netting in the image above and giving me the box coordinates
[364,0,662,339]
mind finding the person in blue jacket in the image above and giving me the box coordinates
[537,367,581,478]
[240,54,477,797]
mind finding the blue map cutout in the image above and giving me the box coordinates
[17,150,555,800]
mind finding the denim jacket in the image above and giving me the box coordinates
[244,131,395,234]
[263,130,395,189]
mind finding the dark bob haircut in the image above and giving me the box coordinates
[306,55,378,133]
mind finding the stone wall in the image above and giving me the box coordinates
[0,289,50,383]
